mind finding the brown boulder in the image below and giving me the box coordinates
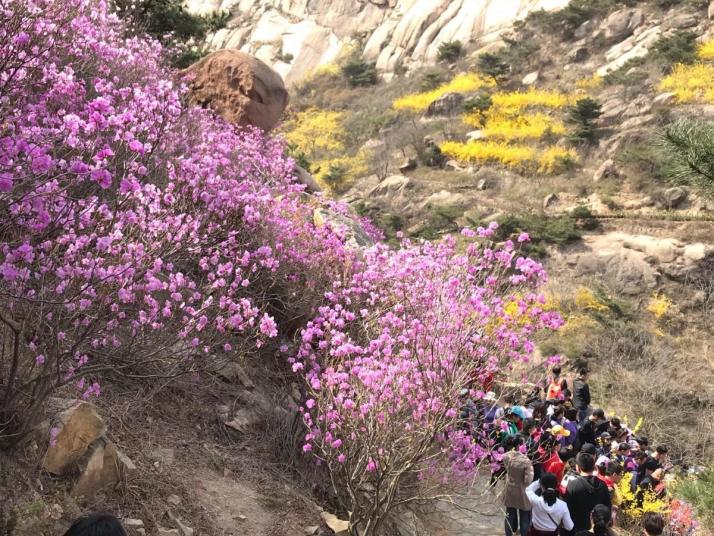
[43,402,106,475]
[183,50,289,131]
[72,438,124,500]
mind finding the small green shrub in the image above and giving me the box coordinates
[490,212,592,257]
[526,0,615,40]
[341,58,378,87]
[421,72,444,91]
[477,53,509,82]
[322,163,348,184]
[673,467,714,531]
[649,31,698,70]
[286,143,312,171]
[603,57,648,86]
[421,144,447,168]
[437,41,463,63]
[114,0,229,67]
[276,51,294,63]
[566,98,603,144]
[616,140,669,185]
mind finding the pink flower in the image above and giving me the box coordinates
[128,139,144,154]
[518,232,530,243]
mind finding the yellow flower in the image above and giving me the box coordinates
[698,40,714,61]
[470,112,566,141]
[490,89,574,114]
[660,63,714,104]
[647,293,672,320]
[393,73,496,112]
[575,74,604,91]
[574,287,609,312]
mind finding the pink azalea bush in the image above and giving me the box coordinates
[0,0,351,447]
[293,226,563,534]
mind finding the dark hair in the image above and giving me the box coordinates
[606,462,622,477]
[63,514,127,536]
[645,459,661,472]
[638,436,650,447]
[562,388,571,398]
[634,451,648,460]
[522,418,537,434]
[565,408,578,421]
[591,504,612,536]
[577,367,589,376]
[592,408,605,419]
[576,452,595,473]
[552,366,562,376]
[581,443,597,456]
[656,445,668,455]
[540,472,558,506]
[642,512,666,536]
[508,434,526,450]
[610,417,621,428]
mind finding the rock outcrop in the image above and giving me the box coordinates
[186,0,571,84]
[183,50,289,131]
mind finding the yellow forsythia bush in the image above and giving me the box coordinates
[472,112,566,140]
[283,108,346,158]
[575,74,604,91]
[490,89,574,113]
[659,63,714,104]
[393,73,495,112]
[574,287,609,312]
[440,141,576,174]
[698,40,714,61]
[647,293,672,320]
[313,151,370,191]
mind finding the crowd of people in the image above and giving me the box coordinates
[460,365,673,536]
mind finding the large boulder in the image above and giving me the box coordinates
[601,8,644,44]
[72,438,135,500]
[43,402,106,475]
[184,50,289,131]
[425,93,464,117]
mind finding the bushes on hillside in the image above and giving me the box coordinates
[295,230,562,534]
[437,40,463,63]
[0,0,353,448]
[566,98,603,144]
[113,0,228,67]
[477,53,509,82]
[649,30,699,70]
[341,57,378,87]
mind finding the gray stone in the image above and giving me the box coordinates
[653,92,676,106]
[158,529,179,536]
[660,187,688,209]
[444,159,463,172]
[294,165,322,194]
[567,47,589,63]
[477,179,489,191]
[320,512,349,535]
[167,494,182,506]
[668,14,698,29]
[574,19,595,40]
[543,193,558,210]
[466,130,484,141]
[522,71,539,85]
[593,159,618,182]
[602,8,644,43]
[167,511,194,536]
[398,158,417,173]
[425,92,464,117]
[124,519,144,529]
[150,448,176,466]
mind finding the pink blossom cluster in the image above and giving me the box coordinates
[293,229,563,480]
[0,0,351,443]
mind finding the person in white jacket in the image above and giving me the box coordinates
[525,473,574,536]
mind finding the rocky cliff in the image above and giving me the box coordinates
[186,0,571,84]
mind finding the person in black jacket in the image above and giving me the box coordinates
[63,514,126,536]
[571,368,591,423]
[562,453,612,536]
[577,409,606,448]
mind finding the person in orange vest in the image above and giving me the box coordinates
[546,366,568,401]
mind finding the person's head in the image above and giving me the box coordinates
[590,504,613,536]
[599,432,612,445]
[522,418,537,436]
[581,443,597,456]
[577,367,589,380]
[539,472,559,506]
[552,405,564,419]
[576,452,595,475]
[564,408,578,422]
[63,514,126,536]
[617,443,631,456]
[607,462,623,483]
[552,366,562,377]
[655,445,668,459]
[638,436,650,449]
[562,388,572,400]
[508,434,526,451]
[610,417,621,430]
[634,451,648,465]
[644,459,660,475]
[591,408,606,422]
[642,512,666,536]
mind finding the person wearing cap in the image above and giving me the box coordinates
[526,472,575,536]
[573,504,616,536]
[571,368,591,423]
[563,453,611,535]
[542,432,567,482]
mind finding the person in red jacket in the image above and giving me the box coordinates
[541,435,566,483]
